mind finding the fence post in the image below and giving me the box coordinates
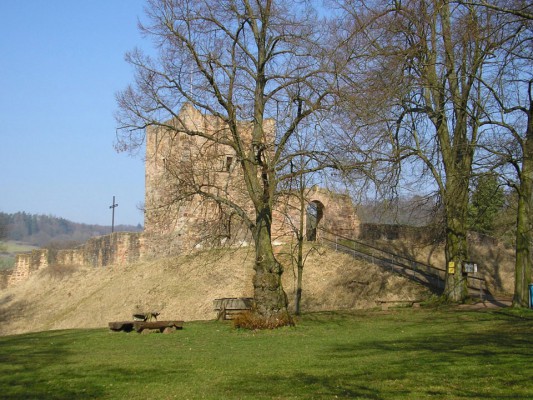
[335,236,338,252]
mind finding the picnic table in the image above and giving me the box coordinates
[109,319,183,333]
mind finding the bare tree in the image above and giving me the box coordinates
[275,132,324,315]
[472,2,533,307]
[460,0,533,20]
[116,0,340,321]
[339,0,518,302]
[485,86,533,307]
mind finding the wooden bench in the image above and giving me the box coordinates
[377,300,422,311]
[109,320,183,333]
[213,297,253,320]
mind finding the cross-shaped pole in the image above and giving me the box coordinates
[109,196,118,233]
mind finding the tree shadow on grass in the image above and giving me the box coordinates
[224,372,385,399]
[0,330,104,399]
[0,330,187,399]
[326,315,533,399]
[223,311,533,399]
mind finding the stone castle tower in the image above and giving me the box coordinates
[143,103,359,254]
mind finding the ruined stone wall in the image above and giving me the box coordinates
[272,186,360,243]
[66,232,143,267]
[143,103,262,254]
[2,232,143,289]
[6,249,49,287]
[143,104,360,253]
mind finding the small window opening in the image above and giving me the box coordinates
[225,156,233,172]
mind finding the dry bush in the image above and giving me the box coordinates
[41,264,79,280]
[232,311,294,330]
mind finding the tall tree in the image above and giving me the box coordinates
[116,0,338,321]
[339,0,516,301]
[473,0,533,307]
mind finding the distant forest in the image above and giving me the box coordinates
[0,212,143,247]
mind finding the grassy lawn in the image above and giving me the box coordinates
[0,307,532,399]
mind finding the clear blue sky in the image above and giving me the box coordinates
[0,0,149,226]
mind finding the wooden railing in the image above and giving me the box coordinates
[318,228,488,300]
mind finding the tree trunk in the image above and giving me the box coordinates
[295,234,304,316]
[294,178,306,316]
[444,173,470,302]
[513,101,533,308]
[514,186,531,307]
[252,206,288,318]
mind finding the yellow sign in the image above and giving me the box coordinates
[448,261,455,274]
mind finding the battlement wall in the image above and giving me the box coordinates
[2,232,143,289]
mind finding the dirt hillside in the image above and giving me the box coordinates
[0,244,431,336]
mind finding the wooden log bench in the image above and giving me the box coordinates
[213,297,253,320]
[109,320,183,333]
[108,321,134,332]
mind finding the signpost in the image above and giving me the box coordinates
[464,262,478,273]
[109,196,118,233]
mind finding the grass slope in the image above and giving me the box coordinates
[0,308,532,399]
[0,245,430,336]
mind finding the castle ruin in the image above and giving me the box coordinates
[3,104,359,288]
[142,103,360,254]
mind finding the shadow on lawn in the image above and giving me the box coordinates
[0,329,190,400]
[329,323,532,398]
[224,311,533,399]
[224,372,384,399]
[0,330,105,399]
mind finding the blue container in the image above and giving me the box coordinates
[530,284,533,309]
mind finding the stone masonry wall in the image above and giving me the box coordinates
[2,232,143,289]
[6,249,49,287]
[143,103,360,254]
[271,186,360,244]
[143,103,261,253]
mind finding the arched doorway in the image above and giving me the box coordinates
[306,200,324,241]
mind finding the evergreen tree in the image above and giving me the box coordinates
[468,173,505,235]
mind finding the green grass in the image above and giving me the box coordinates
[0,241,39,270]
[0,307,532,399]
[1,240,39,254]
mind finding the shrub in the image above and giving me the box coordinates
[42,264,78,280]
[232,311,294,330]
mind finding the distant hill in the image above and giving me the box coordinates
[0,212,143,248]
